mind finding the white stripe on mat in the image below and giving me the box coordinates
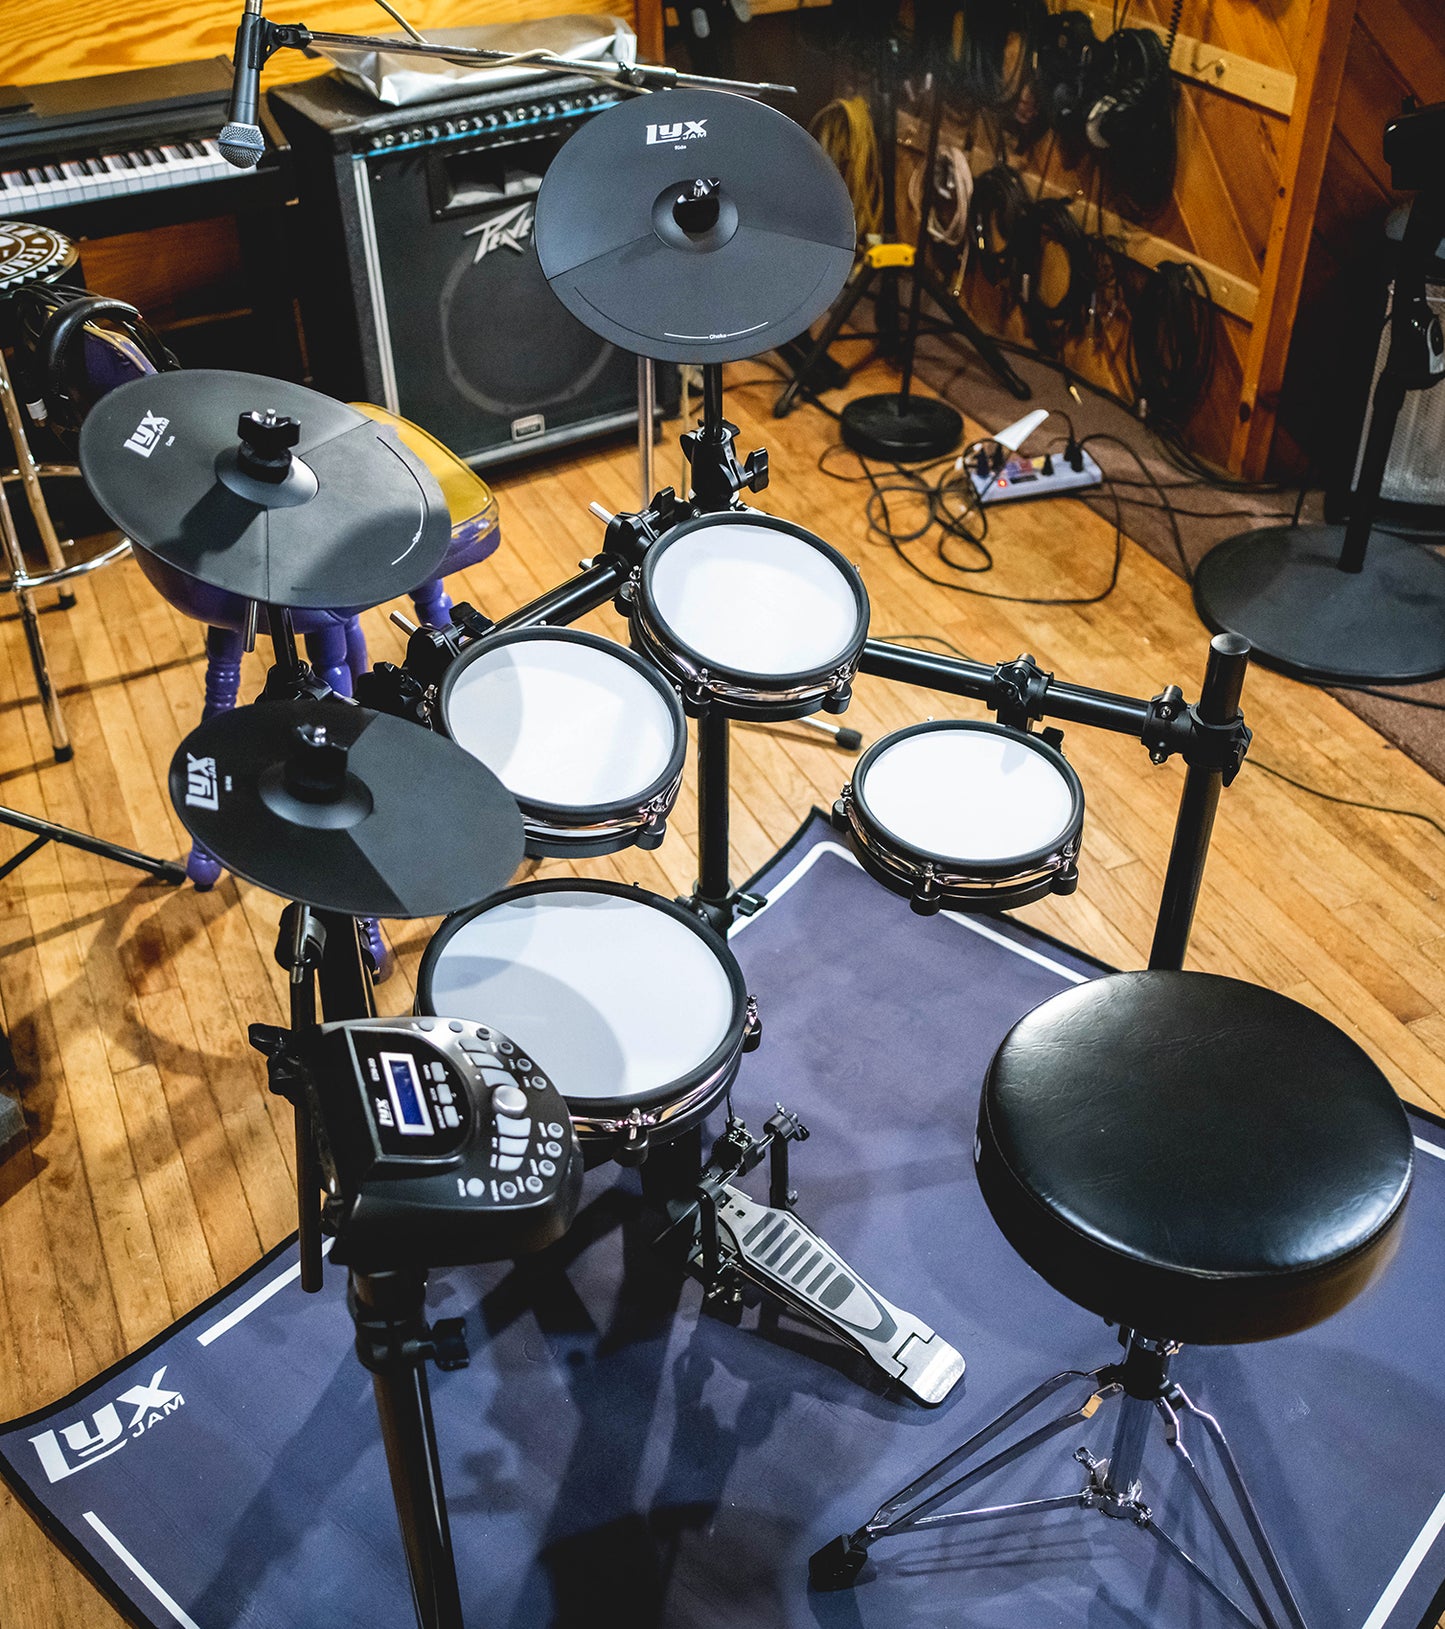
[731,839,1089,984]
[83,1511,202,1629]
[1362,1487,1445,1629]
[196,1236,333,1347]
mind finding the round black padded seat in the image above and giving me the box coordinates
[976,970,1414,1345]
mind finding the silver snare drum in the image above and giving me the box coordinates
[417,880,760,1164]
[437,627,687,858]
[625,510,869,721]
[837,719,1084,914]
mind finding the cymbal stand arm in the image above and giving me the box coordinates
[274,903,328,1291]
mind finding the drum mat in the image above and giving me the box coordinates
[5,811,1445,1629]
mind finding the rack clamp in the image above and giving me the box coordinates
[348,1284,471,1376]
[250,1021,314,1110]
[990,653,1053,733]
[1142,685,1252,784]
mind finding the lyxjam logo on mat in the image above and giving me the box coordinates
[646,119,707,146]
[29,1369,184,1484]
[123,412,170,457]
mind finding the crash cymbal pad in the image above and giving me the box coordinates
[170,700,525,917]
[79,370,450,610]
[534,89,856,364]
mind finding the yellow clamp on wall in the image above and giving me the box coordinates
[865,243,915,269]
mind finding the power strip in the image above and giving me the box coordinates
[969,447,1104,506]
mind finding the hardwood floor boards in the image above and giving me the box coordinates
[3,358,1444,1624]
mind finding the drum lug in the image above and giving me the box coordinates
[743,995,763,1052]
[1052,857,1080,896]
[830,789,853,833]
[615,1109,652,1167]
[822,669,853,715]
[910,868,944,918]
[682,671,716,716]
[613,571,637,619]
[637,797,669,851]
[1041,725,1066,752]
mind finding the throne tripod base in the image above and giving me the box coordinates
[811,1333,1309,1629]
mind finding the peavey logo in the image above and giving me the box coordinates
[646,119,707,146]
[185,753,219,811]
[30,1368,184,1484]
[465,201,534,263]
[123,411,170,457]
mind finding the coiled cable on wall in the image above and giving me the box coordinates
[907,143,975,252]
[1124,259,1216,427]
[1010,196,1098,354]
[810,96,884,241]
[969,163,1032,285]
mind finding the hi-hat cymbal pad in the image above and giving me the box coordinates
[534,90,856,365]
[79,370,450,610]
[170,700,524,918]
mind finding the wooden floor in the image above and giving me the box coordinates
[4,359,1445,1624]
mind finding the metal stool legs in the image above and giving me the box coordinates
[811,1334,1310,1629]
[0,341,129,760]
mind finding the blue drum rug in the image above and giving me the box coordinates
[5,813,1445,1629]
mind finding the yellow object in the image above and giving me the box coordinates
[865,243,915,269]
[351,401,497,531]
[809,96,882,241]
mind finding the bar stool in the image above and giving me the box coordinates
[0,220,134,760]
[812,970,1414,1628]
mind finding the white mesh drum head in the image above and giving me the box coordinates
[649,522,861,676]
[425,889,738,1102]
[444,637,679,811]
[861,727,1077,862]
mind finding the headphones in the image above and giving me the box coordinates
[10,282,178,448]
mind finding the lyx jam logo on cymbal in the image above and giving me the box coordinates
[465,201,534,264]
[185,753,220,811]
[123,411,170,457]
[646,119,707,146]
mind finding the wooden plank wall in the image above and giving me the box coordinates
[923,0,1338,472]
[1271,0,1445,476]
[0,1,660,90]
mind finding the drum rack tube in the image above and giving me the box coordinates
[858,634,1253,972]
[488,559,628,636]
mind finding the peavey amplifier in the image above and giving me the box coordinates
[269,73,676,469]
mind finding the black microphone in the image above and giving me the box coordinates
[219,0,268,169]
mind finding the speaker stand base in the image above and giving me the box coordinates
[1192,522,1445,685]
[840,394,963,464]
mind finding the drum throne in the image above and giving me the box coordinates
[812,970,1414,1629]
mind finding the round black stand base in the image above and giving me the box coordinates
[1193,522,1445,685]
[840,393,962,463]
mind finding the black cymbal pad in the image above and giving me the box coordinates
[535,90,855,364]
[170,700,525,918]
[80,370,450,610]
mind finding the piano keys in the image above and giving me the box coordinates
[0,137,244,215]
[0,56,290,239]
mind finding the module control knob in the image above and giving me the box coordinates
[491,1081,528,1118]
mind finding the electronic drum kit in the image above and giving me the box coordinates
[76,81,1250,1629]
